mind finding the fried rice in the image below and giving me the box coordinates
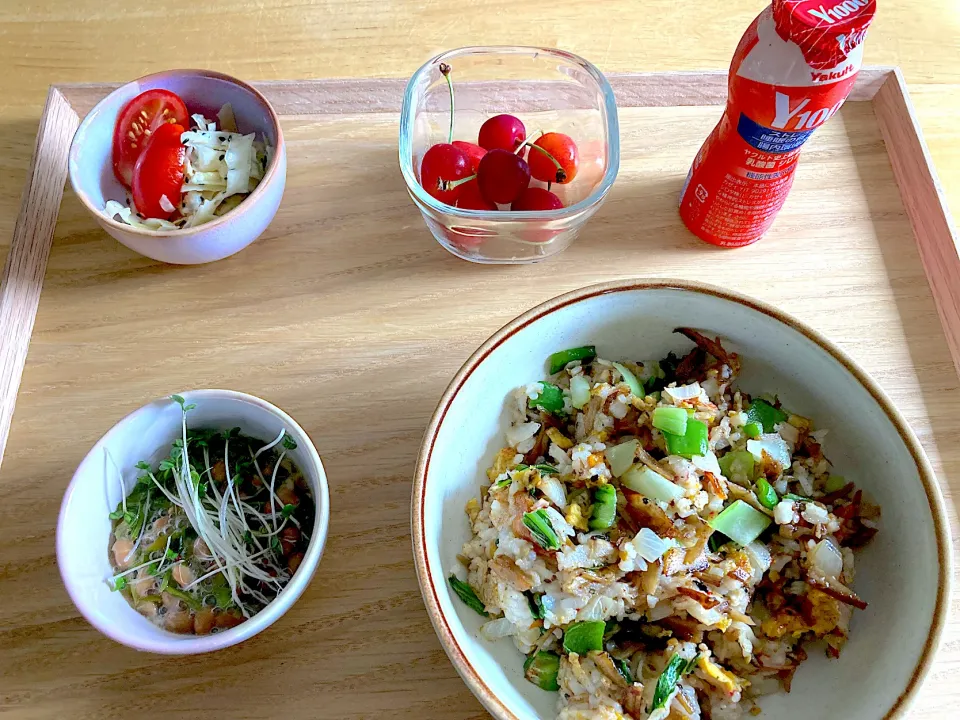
[450,329,880,720]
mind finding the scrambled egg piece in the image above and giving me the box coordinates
[565,502,590,532]
[487,447,517,481]
[465,498,481,525]
[698,654,742,695]
[761,589,840,639]
[546,427,573,449]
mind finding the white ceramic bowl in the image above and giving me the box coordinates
[68,69,286,264]
[57,389,329,654]
[412,279,950,720]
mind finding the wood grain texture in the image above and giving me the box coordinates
[0,87,77,465]
[0,77,958,719]
[875,69,960,380]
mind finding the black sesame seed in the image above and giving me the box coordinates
[219,154,225,161]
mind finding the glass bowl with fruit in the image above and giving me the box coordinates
[399,46,620,264]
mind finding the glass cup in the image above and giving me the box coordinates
[399,46,620,264]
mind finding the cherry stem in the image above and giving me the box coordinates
[514,130,543,156]
[439,63,454,144]
[439,173,477,191]
[526,142,567,183]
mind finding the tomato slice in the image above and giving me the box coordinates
[112,89,189,187]
[131,122,185,220]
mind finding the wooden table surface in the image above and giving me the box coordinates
[1,2,959,719]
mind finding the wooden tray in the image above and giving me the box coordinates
[1,69,957,718]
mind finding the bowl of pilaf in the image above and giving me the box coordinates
[413,279,949,720]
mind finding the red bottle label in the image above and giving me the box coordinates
[678,2,874,247]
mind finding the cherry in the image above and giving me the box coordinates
[420,143,471,204]
[456,181,497,211]
[477,149,530,205]
[478,114,526,152]
[528,132,579,184]
[452,141,486,173]
[511,187,564,211]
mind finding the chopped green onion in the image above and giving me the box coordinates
[620,464,684,503]
[588,484,617,530]
[603,621,620,642]
[110,576,128,592]
[524,651,561,691]
[448,575,488,616]
[523,509,561,550]
[708,500,772,546]
[532,464,559,474]
[549,346,597,374]
[493,477,512,489]
[783,493,811,502]
[108,508,124,521]
[755,478,779,509]
[824,475,847,493]
[528,383,565,415]
[663,419,708,459]
[570,374,591,409]
[612,362,644,397]
[651,653,686,711]
[708,531,729,553]
[605,439,638,478]
[526,591,545,619]
[718,450,755,481]
[652,406,688,436]
[746,399,788,433]
[744,422,762,439]
[164,585,202,611]
[281,503,296,518]
[563,620,605,655]
[615,658,634,685]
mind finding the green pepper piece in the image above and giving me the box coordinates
[783,493,812,502]
[824,475,847,493]
[562,620,605,655]
[524,651,561,691]
[663,418,708,458]
[744,422,762,439]
[612,362,644,397]
[528,383,565,415]
[708,500,772,546]
[746,399,788,433]
[588,484,617,530]
[652,406,688,436]
[718,450,755,481]
[754,478,779,509]
[548,346,597,374]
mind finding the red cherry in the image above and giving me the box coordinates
[420,143,471,204]
[478,114,526,152]
[452,141,486,173]
[511,187,564,211]
[456,181,497,211]
[477,149,531,205]
[528,133,579,184]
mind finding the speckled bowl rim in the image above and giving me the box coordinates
[411,278,951,720]
[68,68,285,239]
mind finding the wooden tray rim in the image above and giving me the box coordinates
[1,66,958,471]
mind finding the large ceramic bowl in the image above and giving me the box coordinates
[412,279,950,720]
[68,69,286,264]
[57,389,330,654]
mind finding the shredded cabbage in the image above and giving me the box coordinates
[104,103,271,231]
[104,200,179,231]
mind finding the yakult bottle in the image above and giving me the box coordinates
[679,0,876,247]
